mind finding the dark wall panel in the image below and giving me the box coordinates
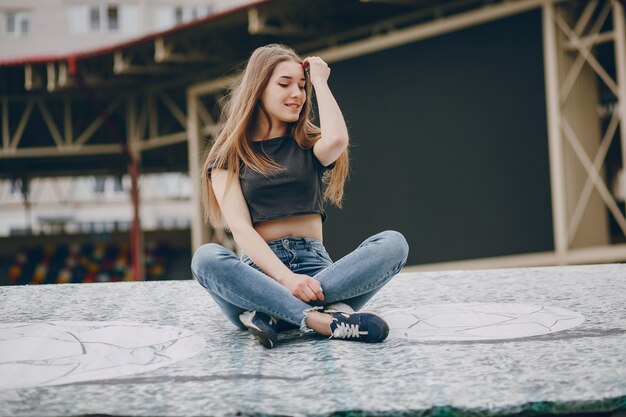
[323,10,554,265]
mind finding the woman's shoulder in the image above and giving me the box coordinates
[207,159,227,173]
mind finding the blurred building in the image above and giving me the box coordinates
[0,0,251,59]
[0,0,251,241]
[0,0,251,284]
[1,0,625,285]
[0,174,192,237]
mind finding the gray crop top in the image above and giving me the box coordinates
[208,136,335,224]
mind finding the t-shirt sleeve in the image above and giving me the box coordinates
[207,159,228,176]
[313,154,336,172]
[321,160,336,171]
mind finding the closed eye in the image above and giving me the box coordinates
[278,83,305,90]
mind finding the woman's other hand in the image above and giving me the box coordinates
[281,272,325,303]
[302,56,330,86]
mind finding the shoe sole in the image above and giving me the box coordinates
[240,311,278,349]
[248,327,276,349]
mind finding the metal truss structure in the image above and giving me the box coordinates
[542,0,626,265]
[1,0,625,272]
[0,88,188,161]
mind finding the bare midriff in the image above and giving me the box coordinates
[254,213,323,242]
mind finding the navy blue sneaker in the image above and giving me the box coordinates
[329,311,389,343]
[239,311,278,349]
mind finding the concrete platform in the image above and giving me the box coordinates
[1,263,625,416]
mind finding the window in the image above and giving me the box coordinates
[87,4,119,33]
[113,176,124,192]
[174,7,183,24]
[10,178,23,195]
[89,6,100,31]
[174,6,213,25]
[155,5,213,30]
[5,11,31,37]
[94,176,106,194]
[70,4,138,35]
[107,5,118,30]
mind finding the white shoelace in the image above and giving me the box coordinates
[332,322,361,339]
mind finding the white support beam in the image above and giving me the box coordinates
[188,75,235,98]
[45,61,73,92]
[46,63,56,92]
[157,92,187,129]
[64,98,73,145]
[10,99,34,149]
[555,6,619,99]
[319,0,545,63]
[140,131,187,151]
[148,91,158,139]
[113,51,131,75]
[542,1,569,263]
[2,98,8,150]
[540,0,626,255]
[567,110,620,242]
[75,99,122,147]
[563,31,614,51]
[573,0,599,36]
[559,0,611,102]
[195,99,215,128]
[114,50,176,75]
[154,37,212,64]
[186,93,209,251]
[24,65,43,91]
[135,96,149,142]
[564,242,626,264]
[154,37,172,63]
[0,144,122,158]
[561,118,626,235]
[201,124,222,138]
[127,95,137,146]
[247,7,311,36]
[247,7,262,34]
[614,0,626,206]
[403,243,626,272]
[58,61,70,88]
[36,100,64,148]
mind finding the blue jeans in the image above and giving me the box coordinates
[191,230,409,333]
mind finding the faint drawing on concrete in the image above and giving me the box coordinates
[383,303,584,341]
[0,321,205,390]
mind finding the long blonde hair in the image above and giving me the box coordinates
[201,44,349,227]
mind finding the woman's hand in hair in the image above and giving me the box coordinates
[281,272,325,303]
[302,56,330,86]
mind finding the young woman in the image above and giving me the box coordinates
[191,44,409,349]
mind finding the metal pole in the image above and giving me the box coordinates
[69,57,144,280]
[186,90,207,252]
[542,1,569,263]
[129,160,143,281]
[613,0,626,216]
[20,176,32,234]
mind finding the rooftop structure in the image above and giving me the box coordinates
[1,0,625,276]
[0,0,251,60]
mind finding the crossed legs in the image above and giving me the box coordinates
[191,230,409,335]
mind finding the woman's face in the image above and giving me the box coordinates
[260,60,306,128]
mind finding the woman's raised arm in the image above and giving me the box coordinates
[304,56,349,167]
